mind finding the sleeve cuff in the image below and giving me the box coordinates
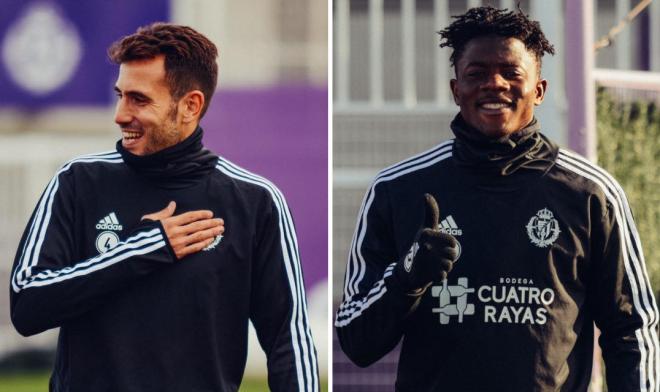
[129,219,176,264]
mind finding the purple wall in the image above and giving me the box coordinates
[201,85,328,289]
[0,0,168,107]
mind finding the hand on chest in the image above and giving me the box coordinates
[85,194,229,258]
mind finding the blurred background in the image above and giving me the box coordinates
[0,0,328,390]
[332,0,659,391]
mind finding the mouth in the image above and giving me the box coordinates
[477,99,513,114]
[121,129,144,146]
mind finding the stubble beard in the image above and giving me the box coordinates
[143,104,181,155]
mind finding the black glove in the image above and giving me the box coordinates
[394,193,459,293]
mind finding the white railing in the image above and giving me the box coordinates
[334,0,514,108]
[594,68,660,91]
[334,0,660,111]
[615,0,632,70]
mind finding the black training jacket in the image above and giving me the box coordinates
[335,116,658,391]
[10,128,319,392]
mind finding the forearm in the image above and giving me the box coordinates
[590,198,660,391]
[10,223,174,336]
[250,192,319,392]
[335,263,418,367]
[601,328,659,391]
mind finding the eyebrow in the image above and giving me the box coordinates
[113,86,152,102]
[464,61,522,68]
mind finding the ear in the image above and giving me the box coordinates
[179,90,205,124]
[450,78,460,106]
[534,79,548,106]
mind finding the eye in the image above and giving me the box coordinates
[466,71,485,78]
[125,94,150,106]
[503,70,521,79]
[133,96,148,105]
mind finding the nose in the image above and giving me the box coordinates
[481,73,509,91]
[114,97,131,125]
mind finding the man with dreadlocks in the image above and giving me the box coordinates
[335,6,658,391]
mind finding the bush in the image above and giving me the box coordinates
[596,88,660,296]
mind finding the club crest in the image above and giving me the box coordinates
[526,208,561,248]
[203,235,223,251]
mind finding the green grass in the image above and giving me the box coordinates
[0,373,327,391]
[0,372,50,392]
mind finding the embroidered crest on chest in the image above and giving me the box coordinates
[526,208,561,248]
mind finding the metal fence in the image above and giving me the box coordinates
[332,0,660,390]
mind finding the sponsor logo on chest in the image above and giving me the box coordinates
[430,276,555,326]
[423,211,562,325]
[95,212,122,254]
[96,212,123,231]
[437,214,463,259]
[438,215,463,236]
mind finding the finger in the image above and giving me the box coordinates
[423,193,440,229]
[439,258,453,273]
[178,218,223,235]
[142,201,176,221]
[176,236,218,259]
[169,223,222,247]
[442,245,459,261]
[163,201,176,217]
[169,209,214,226]
[178,226,223,247]
[420,230,457,244]
[420,232,459,261]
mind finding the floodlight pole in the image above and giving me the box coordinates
[565,0,597,162]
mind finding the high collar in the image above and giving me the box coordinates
[116,127,217,189]
[450,114,557,177]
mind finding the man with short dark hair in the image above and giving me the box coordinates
[335,7,658,391]
[10,23,318,392]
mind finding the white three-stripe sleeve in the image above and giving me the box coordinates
[215,159,318,392]
[9,155,174,337]
[557,150,659,392]
[334,178,415,367]
[335,142,453,367]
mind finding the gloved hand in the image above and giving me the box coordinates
[394,193,459,294]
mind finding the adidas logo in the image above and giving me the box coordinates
[438,215,462,236]
[96,212,123,231]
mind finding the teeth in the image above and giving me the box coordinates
[481,103,509,109]
[123,132,141,140]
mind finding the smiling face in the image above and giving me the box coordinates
[113,55,185,156]
[450,36,547,138]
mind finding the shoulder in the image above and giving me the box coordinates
[553,148,625,199]
[213,155,287,207]
[61,150,123,167]
[371,139,454,190]
[54,150,124,180]
[552,148,632,217]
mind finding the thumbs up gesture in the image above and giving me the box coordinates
[394,194,459,294]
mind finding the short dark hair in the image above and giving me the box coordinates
[108,22,218,117]
[438,6,555,72]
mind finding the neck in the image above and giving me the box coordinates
[179,121,199,141]
[453,115,539,147]
[451,114,557,176]
[116,126,217,189]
